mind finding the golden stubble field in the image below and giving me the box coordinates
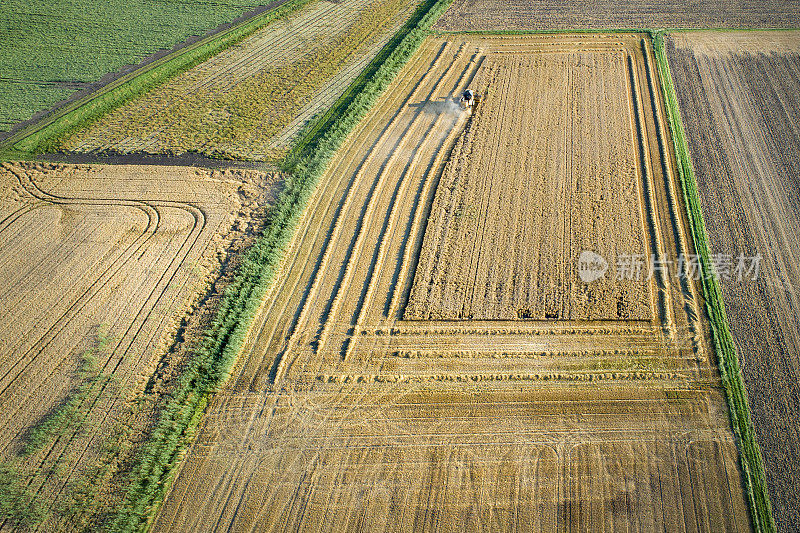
[152,34,750,531]
[667,30,800,531]
[0,162,280,530]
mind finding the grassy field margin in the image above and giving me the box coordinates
[652,30,775,533]
[109,0,452,530]
[0,0,312,158]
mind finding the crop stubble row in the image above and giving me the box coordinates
[151,34,749,532]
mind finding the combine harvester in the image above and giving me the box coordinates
[459,89,482,112]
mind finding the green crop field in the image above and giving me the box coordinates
[0,0,274,132]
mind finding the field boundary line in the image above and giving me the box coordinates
[0,0,315,159]
[652,30,775,533]
[431,28,649,36]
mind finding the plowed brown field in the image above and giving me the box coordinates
[149,34,751,531]
[667,30,800,531]
[434,0,800,31]
[0,162,280,530]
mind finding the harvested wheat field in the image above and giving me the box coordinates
[405,48,650,321]
[60,0,422,162]
[0,162,280,529]
[667,30,800,531]
[152,34,750,531]
[434,0,800,31]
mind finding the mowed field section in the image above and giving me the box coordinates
[152,34,751,532]
[667,30,800,531]
[61,0,422,161]
[434,0,800,31]
[406,48,650,321]
[0,162,279,530]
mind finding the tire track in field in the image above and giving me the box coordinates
[0,164,217,511]
[0,166,160,396]
[627,53,672,326]
[310,42,468,341]
[459,55,514,319]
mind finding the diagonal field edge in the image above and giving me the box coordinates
[108,0,455,531]
[652,30,775,533]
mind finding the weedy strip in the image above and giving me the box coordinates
[0,327,122,530]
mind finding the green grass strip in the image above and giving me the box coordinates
[651,30,775,533]
[2,0,313,157]
[21,337,112,457]
[0,327,118,529]
[109,0,453,530]
[0,463,46,529]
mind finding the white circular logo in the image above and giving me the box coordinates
[578,251,608,283]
